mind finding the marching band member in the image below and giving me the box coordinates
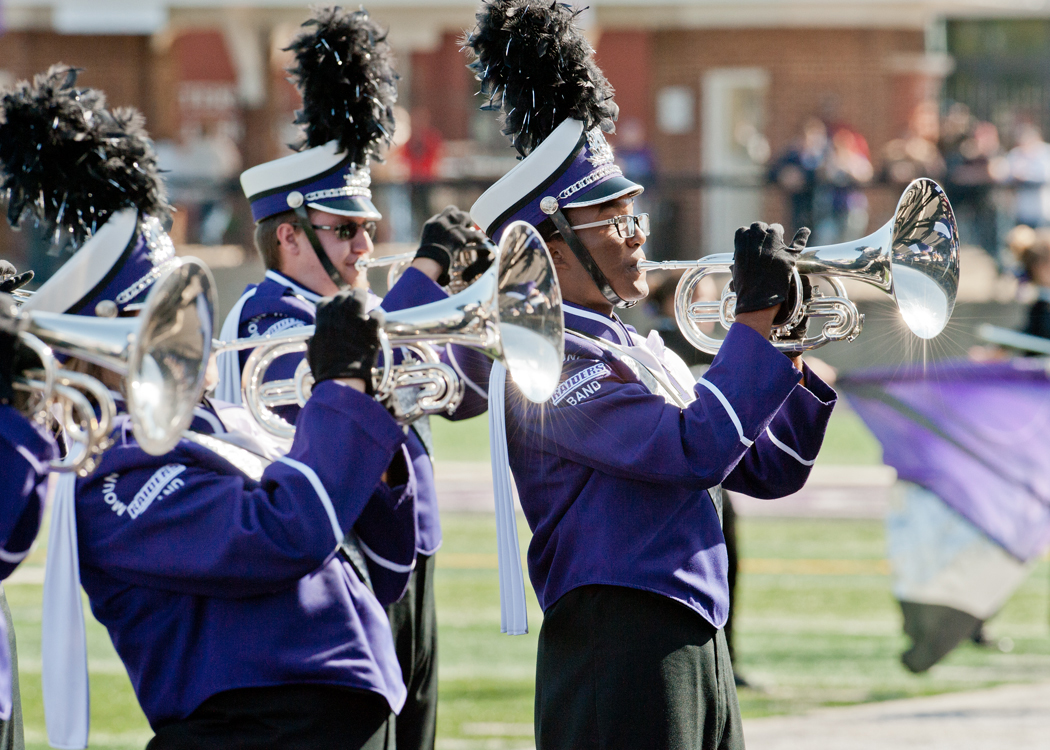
[0,280,56,731]
[216,10,488,748]
[1,66,416,749]
[466,3,836,748]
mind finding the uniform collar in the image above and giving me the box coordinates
[563,300,635,346]
[263,269,323,304]
[108,390,226,440]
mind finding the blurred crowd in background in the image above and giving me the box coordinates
[771,99,1050,275]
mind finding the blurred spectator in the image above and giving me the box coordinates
[771,117,829,234]
[156,127,242,245]
[815,127,873,244]
[1007,123,1050,229]
[1008,225,1050,340]
[404,106,445,235]
[882,101,946,184]
[945,119,1008,267]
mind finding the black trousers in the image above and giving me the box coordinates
[386,553,438,750]
[146,685,394,750]
[535,585,745,750]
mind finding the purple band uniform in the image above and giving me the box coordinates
[74,383,415,728]
[219,267,489,555]
[0,407,56,720]
[506,307,836,626]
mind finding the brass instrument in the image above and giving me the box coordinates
[6,258,216,473]
[218,221,564,439]
[638,178,960,353]
[356,240,497,294]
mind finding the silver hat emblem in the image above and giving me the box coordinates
[540,196,559,215]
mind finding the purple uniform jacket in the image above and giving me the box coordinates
[0,406,55,720]
[74,382,415,728]
[228,267,488,555]
[504,302,837,629]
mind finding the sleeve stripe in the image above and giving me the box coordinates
[0,546,31,564]
[446,346,489,399]
[15,445,47,474]
[697,378,754,448]
[764,427,816,466]
[357,537,417,573]
[275,457,342,543]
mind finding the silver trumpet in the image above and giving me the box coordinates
[356,251,417,291]
[7,258,216,474]
[638,178,961,354]
[218,221,564,439]
[356,240,497,295]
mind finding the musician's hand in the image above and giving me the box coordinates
[733,223,810,324]
[308,289,382,392]
[415,206,489,287]
[0,260,33,294]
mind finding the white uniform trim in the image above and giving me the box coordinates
[357,537,417,573]
[275,457,342,544]
[563,302,632,346]
[0,546,30,564]
[15,444,47,475]
[764,426,815,466]
[446,346,488,399]
[697,378,754,448]
[215,287,258,404]
[264,270,322,303]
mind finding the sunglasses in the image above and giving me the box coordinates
[569,212,650,239]
[310,220,378,241]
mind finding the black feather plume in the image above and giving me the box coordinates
[0,65,169,249]
[286,6,398,163]
[464,0,618,157]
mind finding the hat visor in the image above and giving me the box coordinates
[562,175,644,209]
[306,195,382,221]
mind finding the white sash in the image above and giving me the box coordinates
[41,466,89,749]
[487,363,528,635]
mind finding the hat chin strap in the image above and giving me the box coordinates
[547,208,636,309]
[293,205,349,291]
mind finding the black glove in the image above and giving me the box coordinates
[415,206,490,287]
[732,223,810,325]
[307,289,382,393]
[0,260,33,294]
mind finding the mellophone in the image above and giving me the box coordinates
[2,258,215,474]
[213,220,564,438]
[639,178,961,354]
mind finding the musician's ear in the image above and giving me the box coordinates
[545,235,572,271]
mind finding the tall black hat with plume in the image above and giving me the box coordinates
[0,65,176,317]
[239,6,400,289]
[466,0,644,307]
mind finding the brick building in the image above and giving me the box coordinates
[2,0,1050,258]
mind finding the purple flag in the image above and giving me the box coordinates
[840,358,1050,562]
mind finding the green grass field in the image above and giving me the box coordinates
[7,409,1048,749]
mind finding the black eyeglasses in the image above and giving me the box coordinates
[569,213,650,239]
[310,220,377,241]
